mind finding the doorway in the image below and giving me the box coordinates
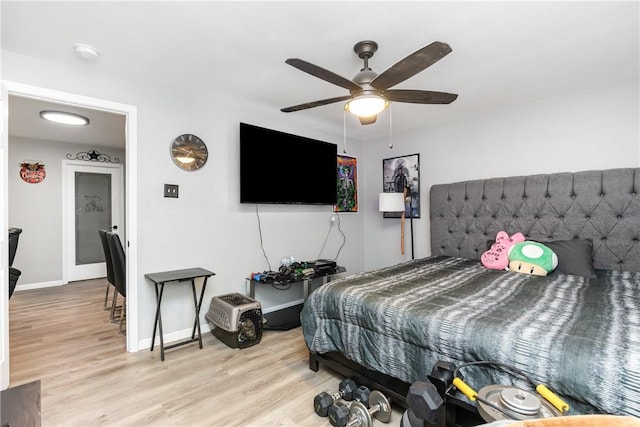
[1,81,139,389]
[64,162,124,283]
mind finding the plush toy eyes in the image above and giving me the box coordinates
[529,266,535,274]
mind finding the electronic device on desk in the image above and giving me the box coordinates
[205,293,263,349]
[313,259,337,274]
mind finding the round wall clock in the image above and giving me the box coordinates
[170,134,208,171]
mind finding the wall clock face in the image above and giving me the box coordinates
[170,134,208,171]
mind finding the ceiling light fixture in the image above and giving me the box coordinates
[73,43,100,61]
[346,92,388,118]
[40,110,90,126]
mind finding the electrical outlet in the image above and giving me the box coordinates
[164,184,179,198]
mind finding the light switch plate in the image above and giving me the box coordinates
[164,184,179,198]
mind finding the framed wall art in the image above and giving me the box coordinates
[20,161,46,184]
[382,153,420,218]
[335,155,358,213]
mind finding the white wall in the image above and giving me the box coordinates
[8,136,125,286]
[2,50,365,347]
[363,77,640,270]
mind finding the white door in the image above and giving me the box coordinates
[65,162,123,282]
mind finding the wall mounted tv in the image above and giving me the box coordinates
[239,122,337,205]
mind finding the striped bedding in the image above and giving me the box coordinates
[300,256,640,417]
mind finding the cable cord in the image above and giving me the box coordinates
[316,209,347,261]
[453,360,537,387]
[316,210,334,259]
[271,282,293,291]
[255,204,272,271]
[333,212,346,261]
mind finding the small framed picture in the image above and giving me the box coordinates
[382,153,420,218]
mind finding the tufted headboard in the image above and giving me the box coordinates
[430,168,640,272]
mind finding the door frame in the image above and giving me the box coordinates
[62,161,124,283]
[1,81,139,389]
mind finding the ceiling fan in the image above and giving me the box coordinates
[281,40,458,125]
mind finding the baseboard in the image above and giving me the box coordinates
[137,322,212,352]
[15,280,64,292]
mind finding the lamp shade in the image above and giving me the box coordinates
[347,94,387,117]
[379,192,405,212]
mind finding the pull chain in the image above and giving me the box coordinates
[388,104,394,149]
[343,107,348,153]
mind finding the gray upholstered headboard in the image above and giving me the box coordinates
[430,168,640,272]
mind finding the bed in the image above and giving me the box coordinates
[300,167,640,419]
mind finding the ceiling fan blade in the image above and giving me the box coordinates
[281,95,352,113]
[371,41,452,90]
[385,89,458,104]
[286,58,362,91]
[359,115,377,125]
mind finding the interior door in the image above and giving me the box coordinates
[65,162,123,282]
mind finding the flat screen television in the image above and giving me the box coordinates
[239,122,337,205]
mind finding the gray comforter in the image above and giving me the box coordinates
[300,256,640,417]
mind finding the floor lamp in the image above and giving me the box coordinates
[405,189,414,260]
[379,192,407,255]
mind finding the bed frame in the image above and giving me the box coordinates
[308,167,640,411]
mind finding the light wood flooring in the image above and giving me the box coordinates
[9,279,402,426]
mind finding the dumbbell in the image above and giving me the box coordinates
[400,380,444,427]
[328,385,371,427]
[314,378,358,417]
[343,390,392,427]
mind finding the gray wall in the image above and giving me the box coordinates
[8,136,125,286]
[2,50,366,347]
[362,78,640,270]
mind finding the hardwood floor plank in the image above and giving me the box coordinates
[9,279,402,426]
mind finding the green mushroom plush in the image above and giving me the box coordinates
[508,241,558,276]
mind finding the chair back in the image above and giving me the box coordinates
[8,227,22,267]
[9,267,21,299]
[106,232,126,298]
[98,229,116,285]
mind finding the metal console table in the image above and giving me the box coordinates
[247,266,346,330]
[145,267,215,361]
[246,266,346,302]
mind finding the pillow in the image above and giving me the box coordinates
[508,241,558,276]
[481,231,525,270]
[543,239,597,278]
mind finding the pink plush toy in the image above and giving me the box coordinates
[481,231,525,270]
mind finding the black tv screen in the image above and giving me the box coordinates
[240,123,337,205]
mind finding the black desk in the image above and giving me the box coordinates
[145,267,215,361]
[247,266,346,303]
[248,266,345,330]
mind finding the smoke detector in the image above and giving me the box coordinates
[74,43,100,61]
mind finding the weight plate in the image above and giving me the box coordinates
[368,391,392,423]
[499,387,540,415]
[350,401,373,427]
[477,385,562,422]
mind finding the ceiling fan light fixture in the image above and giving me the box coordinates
[39,110,90,126]
[346,94,387,118]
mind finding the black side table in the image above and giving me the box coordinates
[145,267,215,361]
